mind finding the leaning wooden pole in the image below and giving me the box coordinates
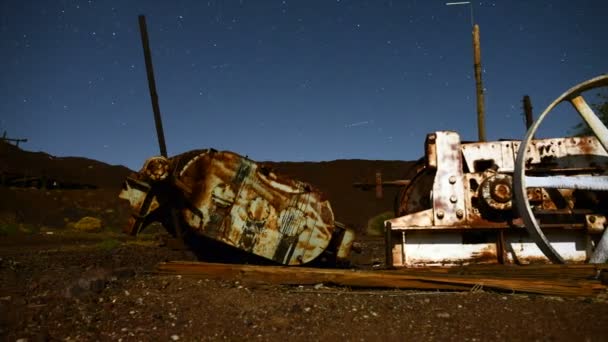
[138,15,168,158]
[138,15,184,240]
[472,24,486,142]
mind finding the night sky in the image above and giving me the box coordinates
[1,0,607,170]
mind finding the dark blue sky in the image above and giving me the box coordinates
[1,0,606,170]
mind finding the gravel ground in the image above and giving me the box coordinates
[2,232,608,342]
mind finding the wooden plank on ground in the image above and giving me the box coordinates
[157,262,608,297]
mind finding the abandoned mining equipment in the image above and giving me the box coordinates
[119,150,355,266]
[119,16,354,266]
[385,74,608,267]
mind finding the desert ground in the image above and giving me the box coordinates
[1,141,608,341]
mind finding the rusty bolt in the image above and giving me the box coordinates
[449,176,457,184]
[456,209,464,219]
[492,183,511,203]
[450,195,458,203]
[436,211,445,219]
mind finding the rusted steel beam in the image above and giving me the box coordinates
[138,15,168,158]
[157,261,607,297]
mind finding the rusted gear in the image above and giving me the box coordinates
[142,156,170,181]
[480,173,513,211]
[395,166,434,217]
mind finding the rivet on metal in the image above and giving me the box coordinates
[456,209,464,219]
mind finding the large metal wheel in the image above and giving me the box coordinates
[513,74,608,264]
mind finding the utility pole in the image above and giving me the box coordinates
[472,24,486,141]
[446,2,486,142]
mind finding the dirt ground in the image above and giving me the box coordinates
[2,231,608,341]
[2,141,608,341]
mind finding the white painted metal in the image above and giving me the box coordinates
[389,230,588,267]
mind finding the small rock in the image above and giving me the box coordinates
[73,216,103,232]
[303,307,311,312]
[436,312,450,318]
[64,268,111,298]
[171,335,179,341]
[314,283,324,290]
[112,267,135,279]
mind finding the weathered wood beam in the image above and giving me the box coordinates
[157,262,607,297]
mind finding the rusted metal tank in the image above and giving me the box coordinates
[119,149,355,266]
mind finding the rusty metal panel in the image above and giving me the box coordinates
[461,137,608,174]
[177,151,335,265]
[431,132,467,226]
[517,136,608,170]
[337,228,356,261]
[461,140,517,172]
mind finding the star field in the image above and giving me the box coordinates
[1,0,606,170]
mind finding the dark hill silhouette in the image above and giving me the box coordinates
[0,140,418,231]
[0,140,131,188]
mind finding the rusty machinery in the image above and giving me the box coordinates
[385,75,608,267]
[119,16,354,267]
[119,150,355,266]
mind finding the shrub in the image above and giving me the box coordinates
[96,238,121,251]
[366,211,394,236]
[0,223,19,236]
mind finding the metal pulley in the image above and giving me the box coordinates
[480,173,513,211]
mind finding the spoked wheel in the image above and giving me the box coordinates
[513,74,608,264]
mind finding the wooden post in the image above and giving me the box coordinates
[472,24,486,142]
[523,95,534,130]
[375,171,383,199]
